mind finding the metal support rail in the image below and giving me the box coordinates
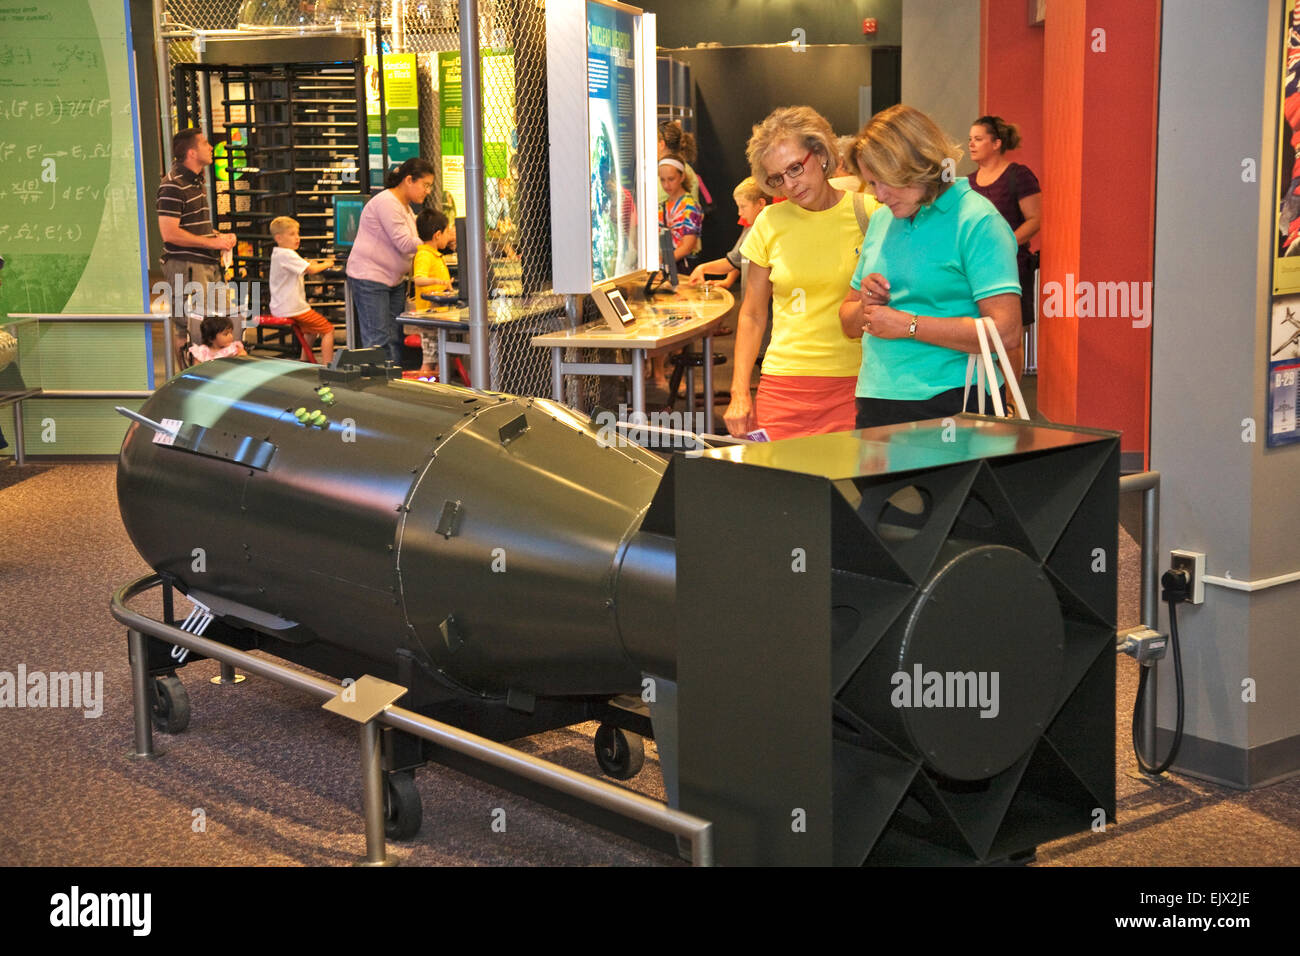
[111,573,714,866]
[1116,470,1160,771]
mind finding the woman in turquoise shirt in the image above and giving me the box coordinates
[838,105,1022,428]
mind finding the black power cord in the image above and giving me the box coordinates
[1132,570,1189,775]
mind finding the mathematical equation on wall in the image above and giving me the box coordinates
[0,0,142,314]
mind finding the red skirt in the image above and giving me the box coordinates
[754,374,858,440]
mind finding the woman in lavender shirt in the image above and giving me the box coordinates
[345,158,435,363]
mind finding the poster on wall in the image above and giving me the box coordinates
[0,0,145,315]
[366,53,419,188]
[1274,0,1300,292]
[438,49,516,237]
[586,0,640,283]
[1268,295,1300,444]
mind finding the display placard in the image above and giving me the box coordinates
[547,0,656,294]
[438,49,515,220]
[366,53,419,188]
[0,0,146,315]
[586,1,640,283]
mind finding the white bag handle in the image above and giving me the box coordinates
[982,317,1029,421]
[962,317,1028,420]
[973,317,1005,417]
[963,354,983,413]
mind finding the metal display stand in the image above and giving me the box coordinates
[112,574,714,867]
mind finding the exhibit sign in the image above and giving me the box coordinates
[366,52,419,188]
[0,0,146,315]
[438,49,515,221]
[586,0,639,283]
[547,0,657,293]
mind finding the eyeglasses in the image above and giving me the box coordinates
[764,149,815,189]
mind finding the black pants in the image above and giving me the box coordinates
[855,383,1008,429]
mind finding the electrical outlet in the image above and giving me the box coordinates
[1170,549,1205,604]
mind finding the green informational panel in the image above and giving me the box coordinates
[0,0,146,315]
[366,53,419,189]
[0,0,150,457]
[438,49,514,217]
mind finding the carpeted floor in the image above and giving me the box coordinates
[0,462,1296,866]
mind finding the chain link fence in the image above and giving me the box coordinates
[159,0,572,399]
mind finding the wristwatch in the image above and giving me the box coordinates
[907,315,919,338]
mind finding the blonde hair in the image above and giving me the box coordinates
[659,152,696,195]
[835,135,857,175]
[746,106,837,198]
[733,176,765,204]
[850,104,963,204]
[269,216,299,238]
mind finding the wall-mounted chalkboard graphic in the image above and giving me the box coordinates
[0,0,145,316]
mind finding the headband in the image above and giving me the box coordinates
[658,158,685,172]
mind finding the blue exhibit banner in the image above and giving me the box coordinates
[587,0,639,283]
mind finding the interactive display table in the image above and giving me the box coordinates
[531,284,734,432]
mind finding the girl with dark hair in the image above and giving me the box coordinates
[345,158,436,363]
[968,116,1041,387]
[657,121,710,208]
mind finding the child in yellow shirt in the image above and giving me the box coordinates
[410,208,455,379]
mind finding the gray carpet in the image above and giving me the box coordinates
[1,463,1296,866]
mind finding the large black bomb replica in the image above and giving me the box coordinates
[117,354,1118,865]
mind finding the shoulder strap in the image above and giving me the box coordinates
[852,190,871,235]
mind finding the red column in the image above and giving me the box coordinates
[986,0,1158,466]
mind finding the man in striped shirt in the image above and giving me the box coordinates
[157,128,236,352]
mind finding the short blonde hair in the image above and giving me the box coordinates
[269,216,298,237]
[746,106,837,198]
[850,104,963,204]
[732,176,765,204]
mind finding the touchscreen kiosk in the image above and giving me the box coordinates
[592,286,637,331]
[333,195,368,251]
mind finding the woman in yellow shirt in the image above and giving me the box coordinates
[725,106,878,438]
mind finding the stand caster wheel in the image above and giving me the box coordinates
[150,675,190,734]
[384,772,422,841]
[594,723,645,780]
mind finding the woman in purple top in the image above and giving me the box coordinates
[345,158,435,363]
[968,116,1041,385]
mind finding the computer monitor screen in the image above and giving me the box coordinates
[333,195,368,251]
[659,228,678,289]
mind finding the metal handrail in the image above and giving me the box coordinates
[3,312,181,464]
[6,311,177,384]
[110,573,714,866]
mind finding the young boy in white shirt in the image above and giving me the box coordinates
[269,216,336,364]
